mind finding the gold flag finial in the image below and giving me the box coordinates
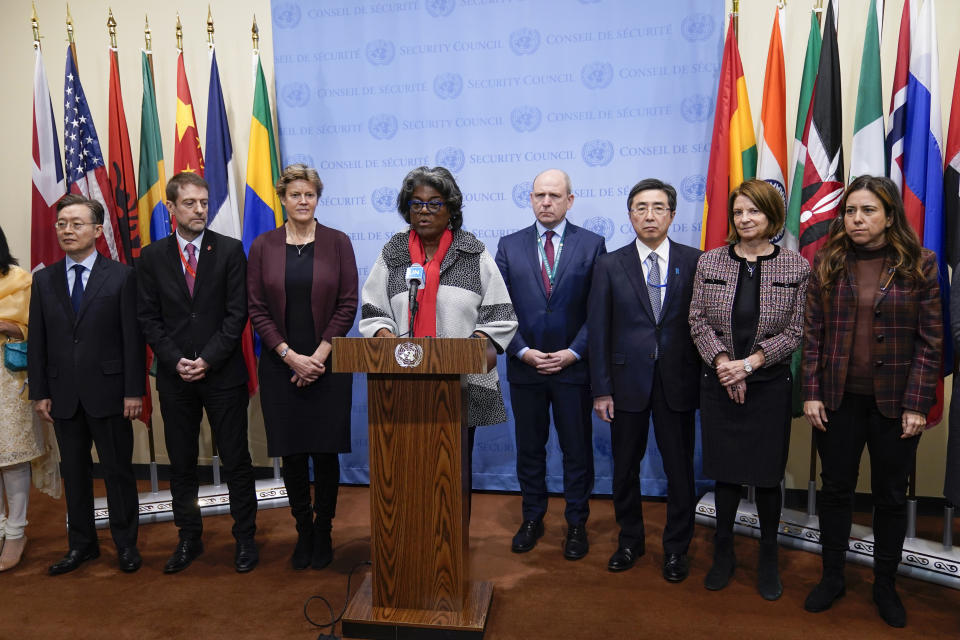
[144,14,152,52]
[207,5,214,48]
[175,13,182,51]
[252,14,260,52]
[732,0,739,15]
[107,8,117,49]
[66,3,75,45]
[31,2,40,49]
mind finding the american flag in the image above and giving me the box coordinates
[63,49,122,262]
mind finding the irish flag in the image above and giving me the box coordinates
[701,14,756,251]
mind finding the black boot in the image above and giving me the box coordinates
[312,520,333,570]
[291,517,314,570]
[757,542,782,601]
[704,536,736,591]
[804,550,846,612]
[873,554,906,628]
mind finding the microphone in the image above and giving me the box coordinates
[405,263,425,329]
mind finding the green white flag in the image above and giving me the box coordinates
[850,1,885,182]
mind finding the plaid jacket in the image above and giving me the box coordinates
[689,245,809,369]
[802,247,942,419]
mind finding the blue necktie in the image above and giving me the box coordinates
[70,264,85,313]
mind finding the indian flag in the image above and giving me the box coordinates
[701,14,756,251]
[756,6,787,210]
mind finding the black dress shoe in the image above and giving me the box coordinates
[511,519,544,554]
[235,540,259,573]
[49,546,100,576]
[164,538,203,574]
[607,545,641,572]
[873,580,906,628]
[662,553,689,583]
[563,524,588,560]
[117,546,142,573]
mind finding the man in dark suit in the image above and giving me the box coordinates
[29,194,145,575]
[588,178,701,582]
[495,169,606,560]
[137,172,257,573]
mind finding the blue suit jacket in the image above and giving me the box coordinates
[588,239,701,413]
[495,222,606,385]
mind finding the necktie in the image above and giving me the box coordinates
[646,254,662,322]
[185,243,197,296]
[541,229,556,296]
[70,264,85,313]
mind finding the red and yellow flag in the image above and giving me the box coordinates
[701,15,756,251]
[173,51,204,176]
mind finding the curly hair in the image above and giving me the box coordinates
[814,175,924,292]
[395,166,463,231]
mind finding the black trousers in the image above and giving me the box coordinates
[816,392,920,575]
[282,453,340,530]
[53,406,139,551]
[510,379,594,525]
[611,367,696,553]
[159,382,256,542]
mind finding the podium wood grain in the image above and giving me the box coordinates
[334,338,493,638]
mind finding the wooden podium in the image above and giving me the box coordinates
[333,337,494,639]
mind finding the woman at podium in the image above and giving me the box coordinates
[359,166,517,477]
[247,164,358,570]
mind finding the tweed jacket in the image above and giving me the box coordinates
[359,229,518,427]
[802,247,942,419]
[689,244,810,369]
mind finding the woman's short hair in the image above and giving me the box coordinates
[276,163,324,199]
[0,225,18,276]
[396,166,464,231]
[726,179,785,244]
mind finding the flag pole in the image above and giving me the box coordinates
[31,2,41,50]
[207,5,214,52]
[107,8,117,49]
[732,0,739,41]
[66,3,79,69]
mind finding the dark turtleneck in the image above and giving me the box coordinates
[846,244,888,394]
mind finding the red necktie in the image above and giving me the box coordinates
[541,229,555,296]
[185,243,197,296]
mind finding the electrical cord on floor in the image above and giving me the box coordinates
[304,559,372,640]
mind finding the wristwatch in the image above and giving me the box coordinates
[279,347,290,360]
[743,359,753,375]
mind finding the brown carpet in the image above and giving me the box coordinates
[2,481,958,639]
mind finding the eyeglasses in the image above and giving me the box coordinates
[408,200,445,213]
[629,205,671,216]
[54,221,100,231]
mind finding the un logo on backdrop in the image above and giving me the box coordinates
[434,73,463,99]
[682,14,715,42]
[366,40,395,66]
[425,0,456,17]
[286,154,315,168]
[510,106,541,133]
[509,28,540,55]
[583,216,616,241]
[281,82,310,108]
[680,175,707,203]
[581,62,613,89]
[273,3,301,29]
[368,114,398,140]
[512,182,533,208]
[681,95,713,123]
[581,140,614,167]
[435,147,465,173]
[372,187,399,213]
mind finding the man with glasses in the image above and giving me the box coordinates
[588,178,701,582]
[137,172,258,574]
[29,194,145,575]
[495,169,606,560]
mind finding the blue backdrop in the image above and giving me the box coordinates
[270,0,724,495]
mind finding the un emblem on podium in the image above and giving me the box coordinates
[395,342,424,368]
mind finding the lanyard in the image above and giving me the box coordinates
[537,228,565,286]
[178,242,198,279]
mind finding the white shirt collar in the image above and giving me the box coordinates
[535,218,567,238]
[635,236,670,265]
[64,250,98,273]
[176,229,204,254]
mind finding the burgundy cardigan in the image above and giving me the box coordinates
[246,223,358,353]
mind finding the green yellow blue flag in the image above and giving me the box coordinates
[242,54,283,254]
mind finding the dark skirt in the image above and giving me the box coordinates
[700,362,792,486]
[259,351,352,457]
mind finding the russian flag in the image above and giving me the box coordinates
[902,0,950,424]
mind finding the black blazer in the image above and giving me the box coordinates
[136,230,248,391]
[28,253,145,419]
[588,239,701,413]
[495,222,606,385]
